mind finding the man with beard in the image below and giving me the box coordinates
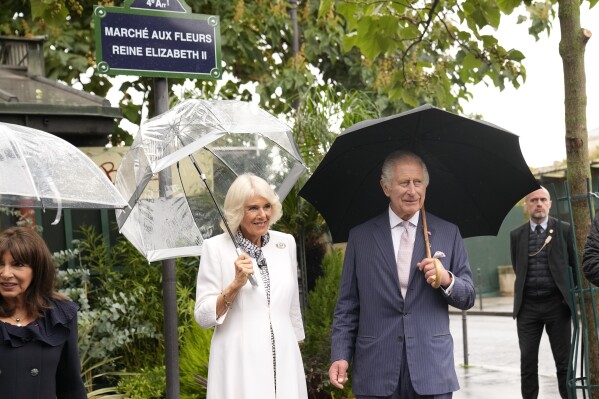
[510,186,575,399]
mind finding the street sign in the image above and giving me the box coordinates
[93,0,221,79]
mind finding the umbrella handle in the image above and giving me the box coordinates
[236,247,259,287]
[421,206,443,289]
[422,206,432,259]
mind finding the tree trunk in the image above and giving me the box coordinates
[558,0,596,385]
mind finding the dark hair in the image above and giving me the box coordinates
[0,227,66,318]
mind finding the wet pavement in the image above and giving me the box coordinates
[450,295,568,398]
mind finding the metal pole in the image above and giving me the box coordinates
[462,310,469,366]
[288,0,308,314]
[477,267,483,311]
[298,219,308,315]
[289,0,299,111]
[154,77,180,399]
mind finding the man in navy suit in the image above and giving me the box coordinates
[510,187,575,399]
[329,150,475,399]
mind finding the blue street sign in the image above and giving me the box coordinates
[94,0,221,79]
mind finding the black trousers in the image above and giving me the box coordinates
[517,294,571,399]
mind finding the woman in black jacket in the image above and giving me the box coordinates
[0,226,86,399]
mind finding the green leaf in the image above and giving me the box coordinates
[348,16,401,60]
[480,2,501,28]
[318,0,334,19]
[462,52,484,70]
[508,49,525,62]
[30,0,68,27]
[457,31,472,41]
[481,35,499,47]
[400,23,421,40]
[336,1,360,27]
[400,88,418,107]
[497,0,523,15]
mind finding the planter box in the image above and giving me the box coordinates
[497,265,515,296]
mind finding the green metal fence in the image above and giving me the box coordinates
[547,180,599,398]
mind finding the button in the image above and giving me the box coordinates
[30,368,39,377]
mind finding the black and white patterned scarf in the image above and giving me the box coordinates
[236,230,277,391]
[236,230,271,302]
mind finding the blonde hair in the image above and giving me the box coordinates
[220,173,283,234]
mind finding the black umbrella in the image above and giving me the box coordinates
[298,104,539,243]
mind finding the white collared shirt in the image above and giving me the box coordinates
[529,218,549,233]
[387,207,455,294]
[388,208,420,259]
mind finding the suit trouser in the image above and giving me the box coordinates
[357,340,453,399]
[517,294,571,399]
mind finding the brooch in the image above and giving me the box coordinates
[276,242,286,249]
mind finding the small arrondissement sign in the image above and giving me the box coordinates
[94,0,221,79]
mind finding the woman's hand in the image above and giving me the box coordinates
[232,252,254,288]
[216,253,255,319]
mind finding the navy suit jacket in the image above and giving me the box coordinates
[331,210,475,397]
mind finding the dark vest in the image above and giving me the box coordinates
[525,226,559,297]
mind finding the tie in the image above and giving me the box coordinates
[535,224,543,234]
[397,220,413,298]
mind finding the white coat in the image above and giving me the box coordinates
[194,230,308,399]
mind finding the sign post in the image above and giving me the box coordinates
[94,0,221,79]
[94,2,221,398]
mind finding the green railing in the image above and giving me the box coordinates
[548,181,599,398]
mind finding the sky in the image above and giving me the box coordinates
[462,4,599,168]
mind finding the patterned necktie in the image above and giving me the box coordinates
[397,220,413,299]
[535,224,543,234]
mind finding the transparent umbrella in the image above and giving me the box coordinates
[115,99,306,262]
[0,122,127,223]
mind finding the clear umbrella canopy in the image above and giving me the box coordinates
[115,99,306,262]
[0,122,127,220]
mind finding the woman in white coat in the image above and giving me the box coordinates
[194,173,308,399]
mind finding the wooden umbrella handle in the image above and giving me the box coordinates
[421,206,432,258]
[421,206,443,289]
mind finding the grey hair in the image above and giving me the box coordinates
[220,173,283,234]
[381,150,430,187]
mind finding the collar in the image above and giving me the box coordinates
[529,218,549,232]
[388,207,420,229]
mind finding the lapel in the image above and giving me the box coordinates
[545,217,556,259]
[371,213,399,287]
[408,214,427,286]
[517,223,530,274]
